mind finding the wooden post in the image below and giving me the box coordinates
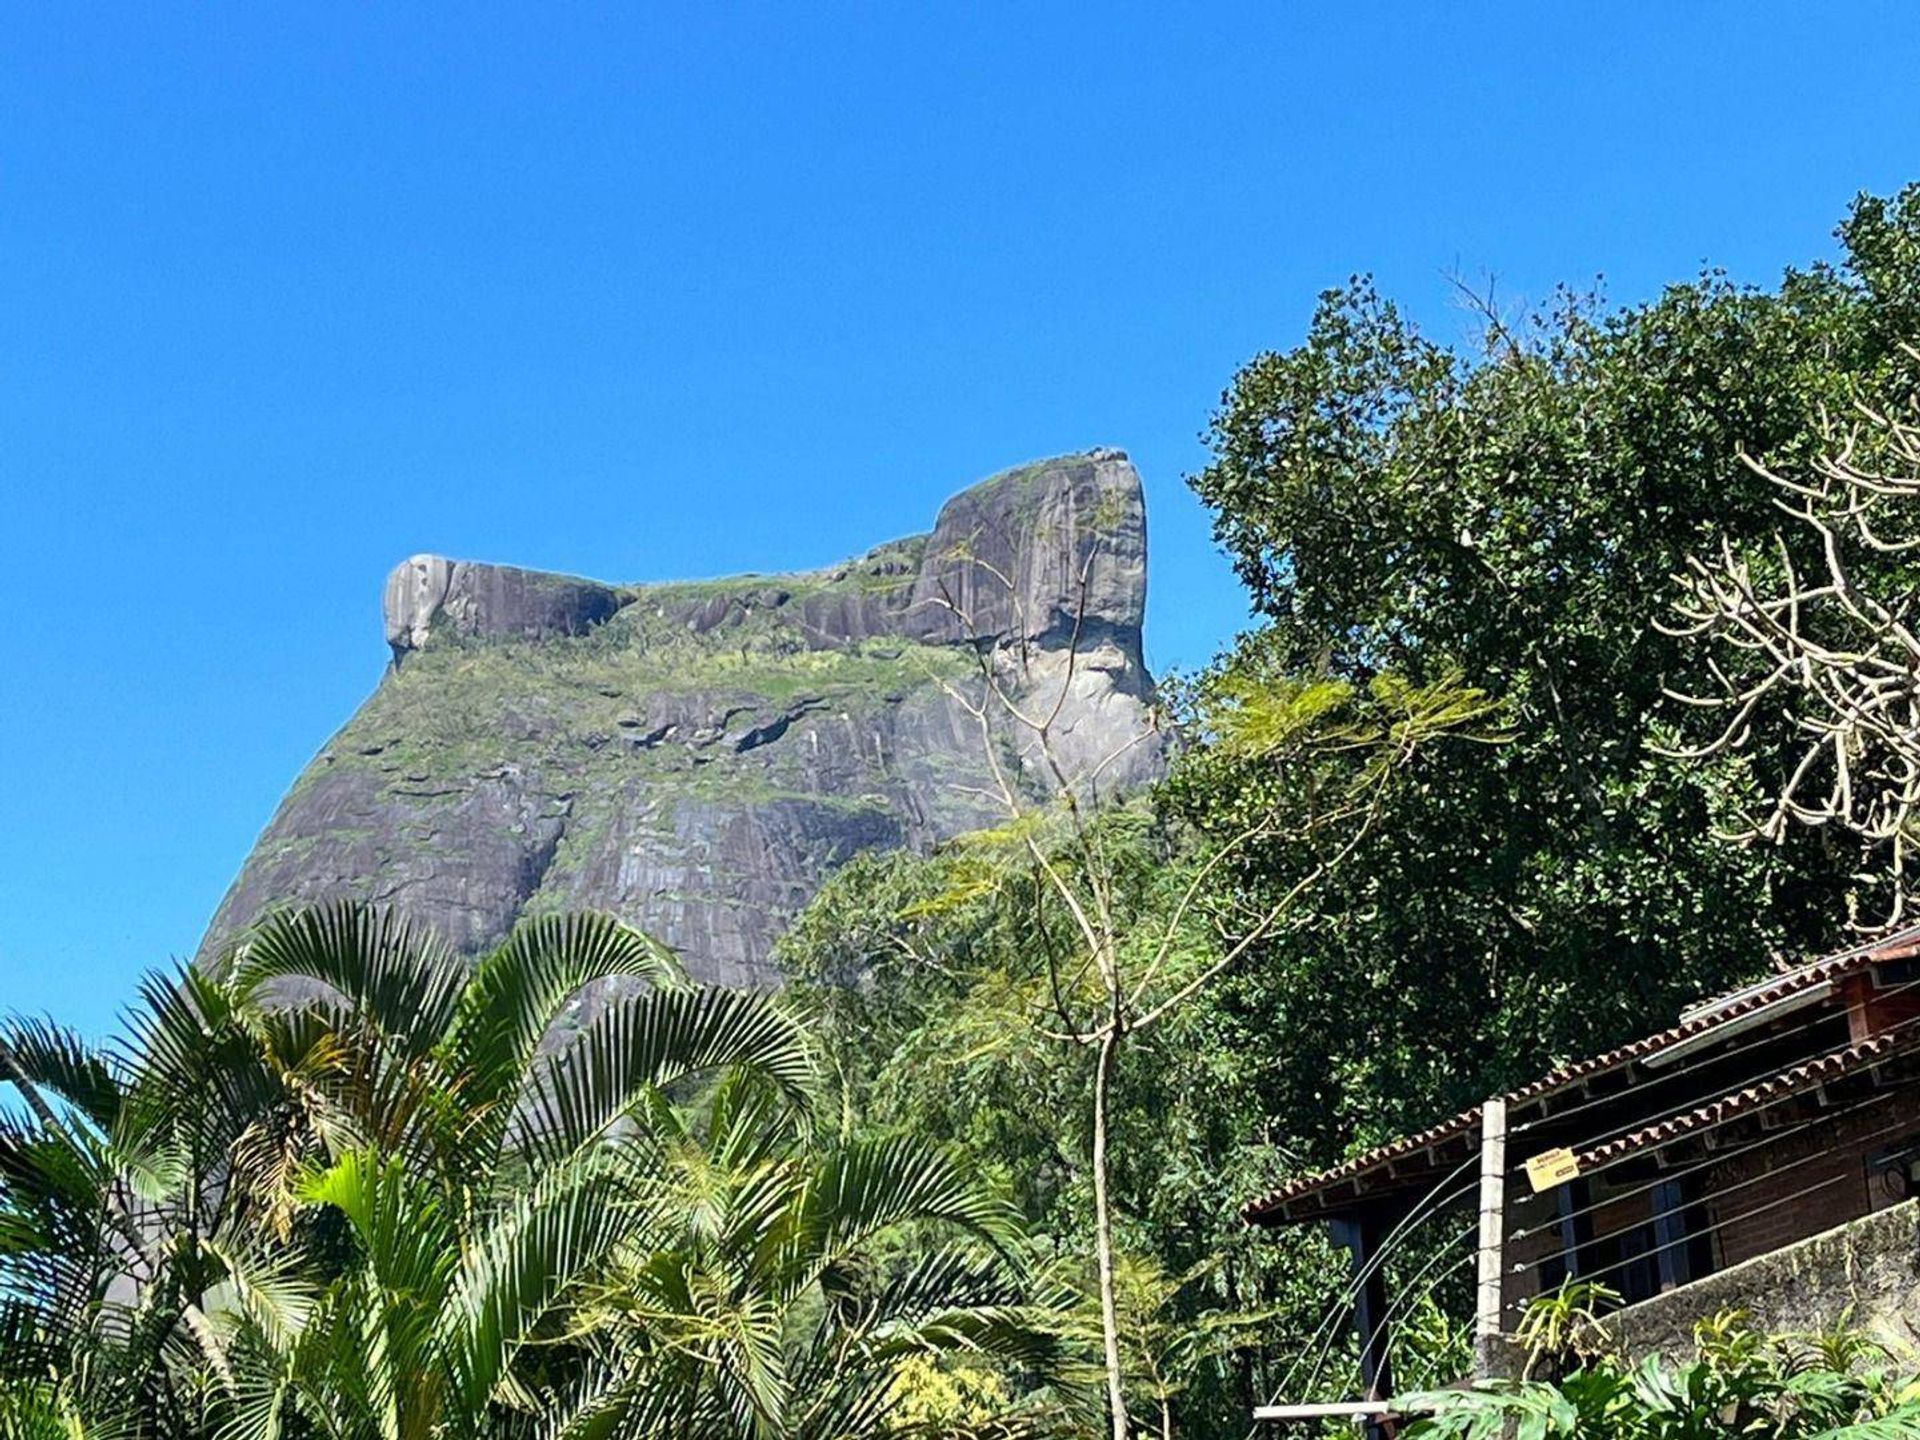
[1329,1212,1394,1416]
[1474,1098,1508,1381]
[1651,1178,1695,1292]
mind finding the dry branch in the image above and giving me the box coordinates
[1662,378,1920,930]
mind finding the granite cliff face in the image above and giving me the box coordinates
[202,450,1161,985]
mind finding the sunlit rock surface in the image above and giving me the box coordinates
[201,450,1161,986]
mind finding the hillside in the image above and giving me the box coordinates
[200,450,1163,984]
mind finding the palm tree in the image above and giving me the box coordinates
[215,903,819,1207]
[0,964,293,1438]
[556,1072,1077,1439]
[3,902,817,1439]
[5,902,1070,1439]
[190,902,820,1438]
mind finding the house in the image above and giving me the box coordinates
[1243,925,1920,1430]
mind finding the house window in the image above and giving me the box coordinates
[1866,1138,1920,1211]
[1591,1175,1715,1305]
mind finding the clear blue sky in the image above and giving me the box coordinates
[5,4,1919,1038]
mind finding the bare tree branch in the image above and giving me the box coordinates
[1661,381,1920,930]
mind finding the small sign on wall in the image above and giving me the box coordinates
[1525,1147,1581,1193]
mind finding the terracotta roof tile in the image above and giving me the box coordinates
[1240,1110,1484,1224]
[1241,926,1920,1226]
[1574,1030,1912,1170]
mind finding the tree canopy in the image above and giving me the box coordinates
[785,184,1920,1436]
[13,184,1920,1440]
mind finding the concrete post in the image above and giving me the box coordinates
[1475,1097,1509,1381]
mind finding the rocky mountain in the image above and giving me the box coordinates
[201,450,1162,985]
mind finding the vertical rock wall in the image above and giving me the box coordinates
[201,449,1161,985]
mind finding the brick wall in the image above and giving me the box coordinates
[1705,1096,1907,1269]
[1502,1092,1919,1323]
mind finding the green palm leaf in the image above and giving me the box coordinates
[759,1134,1022,1290]
[516,988,815,1165]
[228,903,463,1064]
[449,911,688,1158]
[445,1149,651,1418]
[0,1020,122,1134]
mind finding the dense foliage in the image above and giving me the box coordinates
[1408,1303,1920,1439]
[0,906,1073,1438]
[780,185,1920,1436]
[1185,187,1920,1140]
[12,186,1920,1438]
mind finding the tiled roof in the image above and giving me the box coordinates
[1240,1110,1485,1224]
[1241,925,1920,1226]
[1574,1030,1910,1170]
[1680,923,1920,1022]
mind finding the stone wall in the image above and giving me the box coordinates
[1603,1200,1920,1362]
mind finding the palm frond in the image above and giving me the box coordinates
[450,912,688,1156]
[516,989,816,1166]
[198,1239,317,1355]
[227,903,463,1063]
[761,1135,1021,1288]
[445,1151,650,1419]
[0,1019,124,1135]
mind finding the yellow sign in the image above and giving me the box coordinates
[1525,1147,1581,1193]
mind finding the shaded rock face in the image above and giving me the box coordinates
[907,450,1146,655]
[202,450,1161,986]
[384,556,625,658]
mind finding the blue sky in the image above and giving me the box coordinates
[5,3,1919,1038]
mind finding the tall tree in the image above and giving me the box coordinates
[1182,186,1920,1152]
[1663,362,1920,928]
[869,537,1502,1439]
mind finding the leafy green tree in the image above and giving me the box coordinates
[782,780,1479,1436]
[1180,186,1920,1158]
[1663,369,1920,930]
[1405,1309,1920,1438]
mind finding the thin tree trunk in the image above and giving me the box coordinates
[1092,1024,1131,1440]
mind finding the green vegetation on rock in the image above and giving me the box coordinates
[203,449,1161,989]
